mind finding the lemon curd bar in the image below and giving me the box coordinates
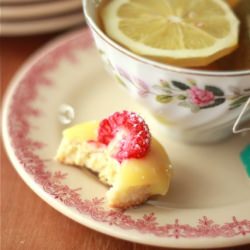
[56,111,172,208]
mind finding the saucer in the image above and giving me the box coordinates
[2,28,250,248]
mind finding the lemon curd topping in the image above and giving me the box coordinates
[63,121,99,141]
[61,121,171,195]
[118,138,171,195]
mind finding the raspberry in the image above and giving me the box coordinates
[98,111,151,162]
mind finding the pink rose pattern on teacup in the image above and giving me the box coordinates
[187,86,215,107]
[154,80,250,112]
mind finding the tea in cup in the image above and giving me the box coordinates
[83,0,250,143]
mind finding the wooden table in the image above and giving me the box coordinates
[1,30,249,250]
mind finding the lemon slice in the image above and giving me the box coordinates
[101,0,240,67]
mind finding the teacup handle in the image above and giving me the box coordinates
[232,97,250,134]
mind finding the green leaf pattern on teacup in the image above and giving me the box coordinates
[100,60,250,113]
[154,79,228,112]
[155,80,250,112]
[229,87,250,110]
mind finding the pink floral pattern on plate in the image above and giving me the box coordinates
[5,29,250,239]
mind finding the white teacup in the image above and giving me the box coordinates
[83,0,250,143]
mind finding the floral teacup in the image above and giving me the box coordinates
[83,0,250,143]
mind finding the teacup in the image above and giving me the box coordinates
[83,0,250,143]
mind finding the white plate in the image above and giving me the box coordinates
[0,12,84,35]
[2,28,250,248]
[1,0,82,20]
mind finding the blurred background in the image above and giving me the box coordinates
[0,0,84,36]
[1,1,249,250]
[0,0,86,102]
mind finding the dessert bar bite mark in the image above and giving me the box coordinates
[56,111,172,209]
